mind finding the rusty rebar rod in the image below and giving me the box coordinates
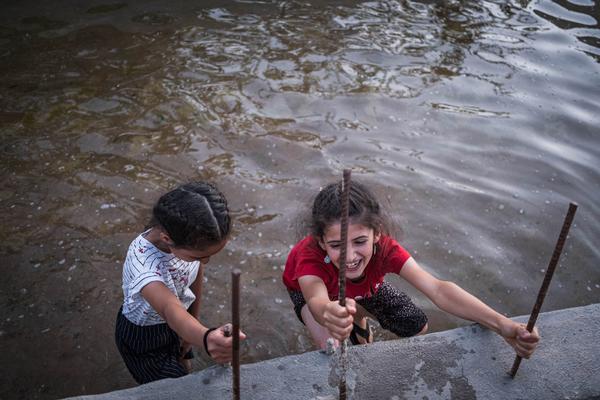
[509,202,578,378]
[338,169,351,400]
[232,268,241,399]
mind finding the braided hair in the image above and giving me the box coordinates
[150,182,231,249]
[310,180,389,239]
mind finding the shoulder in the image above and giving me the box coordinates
[289,236,324,259]
[125,233,164,272]
[378,235,408,253]
[289,236,331,275]
[376,235,411,269]
[284,236,327,289]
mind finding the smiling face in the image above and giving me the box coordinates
[318,222,380,280]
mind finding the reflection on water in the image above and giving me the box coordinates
[0,0,599,399]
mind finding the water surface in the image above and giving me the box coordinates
[0,0,599,399]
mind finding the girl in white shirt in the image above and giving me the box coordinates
[115,181,245,384]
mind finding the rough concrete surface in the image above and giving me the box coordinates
[66,303,600,400]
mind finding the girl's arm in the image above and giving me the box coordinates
[180,266,204,357]
[298,275,356,341]
[141,281,246,363]
[399,258,539,358]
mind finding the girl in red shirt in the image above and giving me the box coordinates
[282,180,539,359]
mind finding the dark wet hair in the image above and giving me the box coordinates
[149,181,231,249]
[310,180,390,239]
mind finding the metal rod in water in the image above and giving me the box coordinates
[509,202,578,378]
[232,268,241,399]
[338,169,351,400]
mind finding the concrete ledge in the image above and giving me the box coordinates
[66,303,600,400]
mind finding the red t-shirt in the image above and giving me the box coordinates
[282,235,411,300]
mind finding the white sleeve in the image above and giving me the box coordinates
[123,248,164,305]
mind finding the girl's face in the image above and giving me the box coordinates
[170,239,228,264]
[318,222,380,280]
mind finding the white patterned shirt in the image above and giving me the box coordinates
[121,231,200,326]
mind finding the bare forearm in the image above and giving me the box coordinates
[306,297,330,326]
[399,259,537,355]
[433,281,508,334]
[163,303,208,347]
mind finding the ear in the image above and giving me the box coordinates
[316,237,326,251]
[373,231,381,244]
[159,231,175,247]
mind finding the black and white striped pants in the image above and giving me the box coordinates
[115,307,191,384]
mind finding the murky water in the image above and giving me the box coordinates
[1,0,599,399]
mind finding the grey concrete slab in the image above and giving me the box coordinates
[66,303,600,400]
